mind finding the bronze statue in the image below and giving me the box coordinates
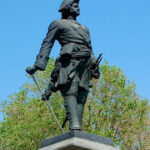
[26,0,101,131]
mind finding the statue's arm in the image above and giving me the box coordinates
[34,20,59,71]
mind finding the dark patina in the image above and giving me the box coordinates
[26,0,101,131]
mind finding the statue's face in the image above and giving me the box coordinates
[69,2,80,17]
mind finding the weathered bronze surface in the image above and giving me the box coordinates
[26,0,100,131]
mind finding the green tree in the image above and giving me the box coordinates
[0,59,149,150]
[83,62,150,150]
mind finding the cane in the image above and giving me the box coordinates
[31,74,64,133]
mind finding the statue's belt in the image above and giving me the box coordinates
[72,51,91,58]
[60,42,91,57]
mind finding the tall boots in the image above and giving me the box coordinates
[76,104,84,127]
[64,95,81,130]
[76,89,88,128]
[64,90,88,131]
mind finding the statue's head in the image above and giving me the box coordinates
[59,0,80,17]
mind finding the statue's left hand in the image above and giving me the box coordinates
[92,67,100,79]
[90,56,97,67]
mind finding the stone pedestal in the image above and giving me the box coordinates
[39,131,119,150]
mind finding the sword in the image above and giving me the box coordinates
[31,74,64,133]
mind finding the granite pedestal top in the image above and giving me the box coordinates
[39,131,119,150]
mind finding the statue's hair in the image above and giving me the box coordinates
[61,6,73,19]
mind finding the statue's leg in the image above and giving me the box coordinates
[76,88,88,128]
[61,75,81,131]
[64,95,81,130]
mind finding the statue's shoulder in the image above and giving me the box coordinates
[51,19,63,24]
[48,20,63,30]
[82,24,88,29]
[80,23,90,33]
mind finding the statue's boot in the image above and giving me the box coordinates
[64,95,81,131]
[77,104,84,128]
[76,89,88,129]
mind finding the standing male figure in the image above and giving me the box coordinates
[26,0,100,131]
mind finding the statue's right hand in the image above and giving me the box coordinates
[26,65,37,75]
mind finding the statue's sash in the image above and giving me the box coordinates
[62,19,91,48]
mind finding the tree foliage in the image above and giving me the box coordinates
[0,58,150,150]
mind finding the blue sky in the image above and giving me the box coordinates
[0,0,150,121]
